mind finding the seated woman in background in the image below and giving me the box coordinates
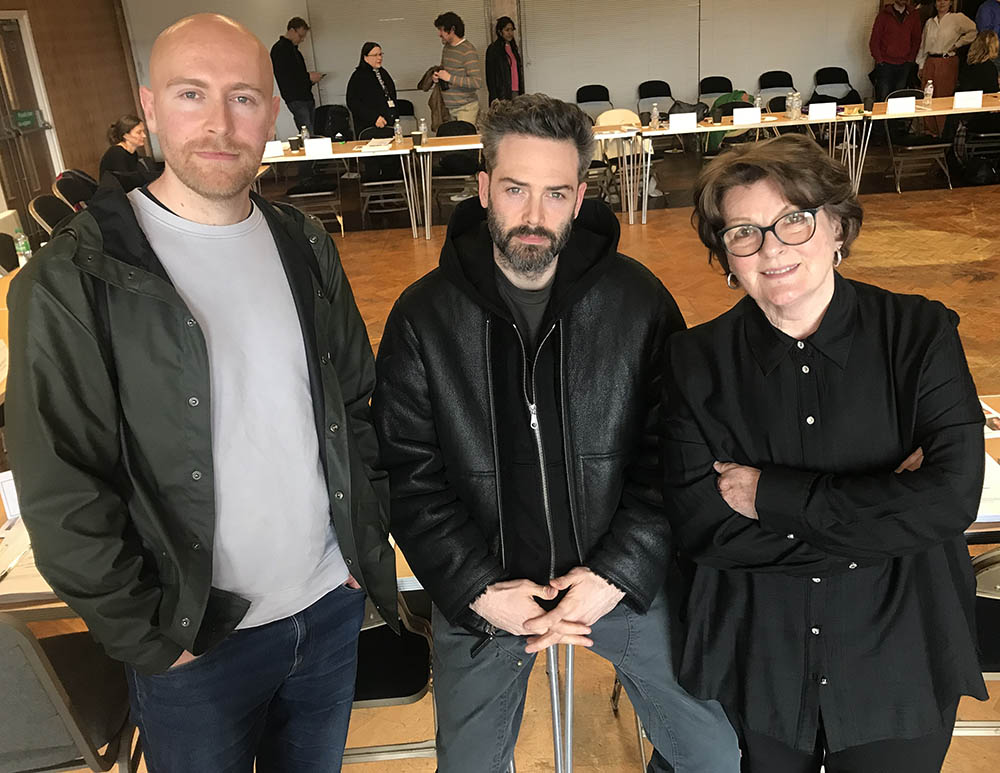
[485,16,523,105]
[346,42,398,134]
[663,134,987,773]
[99,115,148,191]
[957,31,1000,137]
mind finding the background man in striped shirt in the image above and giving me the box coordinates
[433,11,484,126]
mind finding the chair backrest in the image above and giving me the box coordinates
[0,613,132,772]
[53,174,96,211]
[813,66,855,101]
[758,70,795,104]
[63,168,98,187]
[767,95,787,113]
[699,75,733,105]
[29,194,74,235]
[576,84,611,104]
[0,232,17,272]
[435,120,477,138]
[395,98,416,117]
[359,126,394,140]
[595,108,641,127]
[637,80,673,117]
[315,104,354,140]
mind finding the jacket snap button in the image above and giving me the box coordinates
[329,423,340,433]
[186,318,196,327]
[191,470,202,481]
[309,235,318,244]
[180,617,190,627]
[334,490,345,500]
[316,289,324,298]
[188,397,199,407]
[346,557,353,565]
[191,542,200,551]
[127,271,135,280]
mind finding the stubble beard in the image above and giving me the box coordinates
[487,204,573,279]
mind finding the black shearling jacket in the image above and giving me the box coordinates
[373,198,684,626]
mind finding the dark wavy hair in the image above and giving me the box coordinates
[434,11,464,38]
[692,134,863,274]
[495,16,515,39]
[480,93,595,183]
[107,115,142,145]
[359,41,381,66]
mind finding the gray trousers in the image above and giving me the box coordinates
[431,590,740,772]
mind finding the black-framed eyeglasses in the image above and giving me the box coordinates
[718,208,819,258]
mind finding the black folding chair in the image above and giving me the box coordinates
[29,194,75,234]
[576,84,613,124]
[699,75,733,106]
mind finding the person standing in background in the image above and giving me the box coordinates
[975,0,1000,73]
[485,16,524,105]
[347,42,399,133]
[916,0,977,135]
[271,16,324,134]
[433,11,483,126]
[869,0,922,101]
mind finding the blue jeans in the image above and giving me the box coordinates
[873,62,913,102]
[127,584,365,773]
[286,99,316,136]
[431,589,740,772]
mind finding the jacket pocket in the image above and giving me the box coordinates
[577,452,628,532]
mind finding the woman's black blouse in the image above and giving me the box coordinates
[346,63,398,134]
[662,273,987,753]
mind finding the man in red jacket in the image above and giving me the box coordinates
[870,0,922,100]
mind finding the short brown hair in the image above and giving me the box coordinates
[287,17,309,32]
[692,134,863,273]
[480,93,595,182]
[968,30,999,66]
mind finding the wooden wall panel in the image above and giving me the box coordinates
[0,0,139,179]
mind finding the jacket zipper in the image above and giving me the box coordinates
[513,322,559,581]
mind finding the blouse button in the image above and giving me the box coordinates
[811,626,821,635]
[805,416,815,425]
[819,676,829,686]
[801,365,810,374]
[796,341,805,349]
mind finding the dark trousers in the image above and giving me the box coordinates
[873,61,913,102]
[126,584,365,773]
[740,703,957,773]
[286,98,316,135]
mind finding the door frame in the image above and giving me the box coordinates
[0,10,66,177]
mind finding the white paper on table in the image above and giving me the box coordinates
[263,140,284,159]
[304,137,333,156]
[953,91,983,109]
[886,96,916,115]
[732,107,762,126]
[668,112,697,132]
[978,451,1000,520]
[0,470,19,522]
[809,102,837,121]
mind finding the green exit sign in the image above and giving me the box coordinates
[13,110,37,129]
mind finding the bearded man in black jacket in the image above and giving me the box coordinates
[373,94,739,772]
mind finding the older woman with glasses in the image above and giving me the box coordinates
[662,134,986,773]
[346,41,398,133]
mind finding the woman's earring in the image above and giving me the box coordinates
[833,248,843,268]
[726,272,739,290]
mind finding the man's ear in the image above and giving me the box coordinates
[573,181,587,217]
[140,86,157,133]
[478,170,490,208]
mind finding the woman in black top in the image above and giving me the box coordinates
[959,31,1000,134]
[99,115,147,191]
[663,134,986,772]
[485,16,524,105]
[346,42,398,133]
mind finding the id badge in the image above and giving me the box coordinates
[387,99,396,108]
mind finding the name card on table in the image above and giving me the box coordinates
[886,96,916,115]
[263,140,284,158]
[808,101,837,121]
[732,107,762,126]
[668,112,698,132]
[953,90,983,109]
[304,137,334,156]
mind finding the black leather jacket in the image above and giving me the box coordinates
[373,199,684,625]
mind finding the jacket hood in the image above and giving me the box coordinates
[438,197,622,321]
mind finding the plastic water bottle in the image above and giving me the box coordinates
[650,103,660,129]
[418,117,428,134]
[14,228,32,267]
[299,124,310,140]
[923,80,934,108]
[754,91,763,109]
[393,118,403,144]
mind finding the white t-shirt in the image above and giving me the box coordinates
[128,189,349,628]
